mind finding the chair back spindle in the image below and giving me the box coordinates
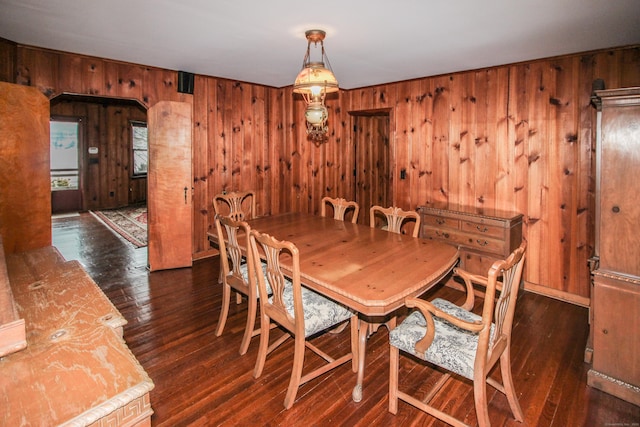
[321,197,360,224]
[213,190,256,221]
[370,205,421,237]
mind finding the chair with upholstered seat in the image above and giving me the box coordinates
[214,214,268,355]
[388,241,527,427]
[213,190,256,221]
[249,229,358,409]
[321,196,360,224]
[370,205,421,237]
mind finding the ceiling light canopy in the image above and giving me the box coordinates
[293,29,338,142]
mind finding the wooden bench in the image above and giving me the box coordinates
[0,239,154,426]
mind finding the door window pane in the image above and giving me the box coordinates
[50,120,79,190]
[132,121,148,176]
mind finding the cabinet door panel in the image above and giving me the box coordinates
[592,275,640,387]
[599,101,640,277]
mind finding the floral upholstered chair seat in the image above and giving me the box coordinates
[279,284,353,337]
[389,298,495,380]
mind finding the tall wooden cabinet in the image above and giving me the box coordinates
[587,87,640,406]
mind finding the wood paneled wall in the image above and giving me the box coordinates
[1,38,639,301]
[0,38,16,84]
[280,46,640,303]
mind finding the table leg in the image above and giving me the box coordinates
[352,318,369,402]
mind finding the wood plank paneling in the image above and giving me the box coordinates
[431,75,452,206]
[493,67,512,212]
[57,53,83,94]
[449,72,466,207]
[116,63,143,101]
[394,80,412,209]
[411,79,429,210]
[0,38,17,83]
[81,56,104,95]
[192,75,210,253]
[142,67,177,106]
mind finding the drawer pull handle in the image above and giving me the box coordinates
[476,225,488,232]
[476,239,489,246]
[436,218,446,225]
[436,231,450,239]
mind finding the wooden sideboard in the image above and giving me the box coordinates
[418,204,523,276]
[587,87,640,406]
[1,243,154,426]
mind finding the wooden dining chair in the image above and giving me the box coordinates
[388,241,527,427]
[248,229,358,409]
[366,205,422,336]
[213,190,256,221]
[321,196,360,224]
[370,205,421,237]
[214,214,268,355]
[213,190,256,284]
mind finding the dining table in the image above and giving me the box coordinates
[209,212,459,402]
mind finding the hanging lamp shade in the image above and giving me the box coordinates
[293,29,339,142]
[293,62,339,97]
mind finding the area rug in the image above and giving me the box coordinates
[90,204,147,248]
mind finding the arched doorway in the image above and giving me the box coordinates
[49,93,148,214]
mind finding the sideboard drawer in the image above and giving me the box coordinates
[422,214,459,230]
[423,226,505,254]
[422,226,467,246]
[463,234,506,254]
[460,220,505,239]
[418,205,523,275]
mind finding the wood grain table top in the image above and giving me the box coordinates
[212,212,460,316]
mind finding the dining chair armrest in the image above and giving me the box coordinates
[453,267,489,311]
[405,297,483,357]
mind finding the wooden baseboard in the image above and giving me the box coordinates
[444,278,590,308]
[192,248,219,261]
[523,281,590,307]
[587,369,640,406]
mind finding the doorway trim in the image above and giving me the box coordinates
[348,108,393,226]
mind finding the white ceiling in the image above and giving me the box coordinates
[1,0,639,89]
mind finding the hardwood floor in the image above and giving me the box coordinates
[52,213,640,427]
